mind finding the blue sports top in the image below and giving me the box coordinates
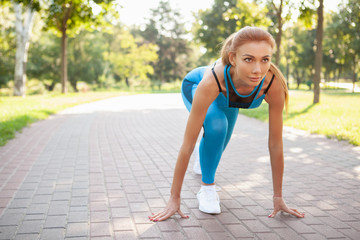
[211,63,274,109]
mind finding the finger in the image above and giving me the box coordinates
[286,208,305,218]
[177,209,189,219]
[150,209,167,220]
[154,211,175,222]
[290,208,305,216]
[268,209,278,218]
[151,210,169,221]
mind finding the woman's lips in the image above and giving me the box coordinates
[249,77,261,82]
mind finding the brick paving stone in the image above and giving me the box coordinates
[0,226,17,239]
[110,207,131,218]
[208,231,236,240]
[13,233,40,240]
[65,222,89,237]
[136,223,161,238]
[302,233,328,240]
[178,216,201,227]
[199,219,225,233]
[217,212,241,224]
[183,227,211,239]
[68,211,88,223]
[1,94,360,240]
[90,211,110,223]
[273,227,306,240]
[90,222,112,237]
[242,220,271,233]
[0,212,24,226]
[225,224,254,238]
[40,228,65,240]
[43,215,67,229]
[285,218,316,234]
[112,218,134,231]
[17,220,44,234]
[338,228,360,240]
[161,231,186,240]
[114,230,138,240]
[328,210,358,221]
[255,232,282,240]
[190,209,216,220]
[157,218,181,232]
[302,207,329,217]
[24,214,45,221]
[129,202,149,213]
[310,224,346,239]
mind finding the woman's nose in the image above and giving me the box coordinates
[252,63,261,74]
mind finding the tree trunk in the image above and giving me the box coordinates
[313,0,323,104]
[274,0,283,66]
[353,55,357,93]
[60,2,72,94]
[61,27,68,93]
[13,2,35,97]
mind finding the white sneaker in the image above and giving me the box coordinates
[197,186,221,214]
[193,143,202,175]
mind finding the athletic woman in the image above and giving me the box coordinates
[150,26,305,222]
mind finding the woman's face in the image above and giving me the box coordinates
[229,40,272,87]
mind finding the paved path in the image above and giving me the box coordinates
[0,93,360,240]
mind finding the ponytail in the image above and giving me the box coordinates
[270,62,289,114]
[221,33,236,65]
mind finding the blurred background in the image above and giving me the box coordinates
[1,0,358,96]
[1,0,360,147]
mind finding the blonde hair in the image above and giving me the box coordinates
[220,26,289,113]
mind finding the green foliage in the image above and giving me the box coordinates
[240,90,360,146]
[43,0,118,37]
[0,4,16,87]
[106,26,158,88]
[27,32,61,90]
[139,0,192,88]
[193,0,271,60]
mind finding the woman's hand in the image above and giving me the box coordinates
[149,195,189,222]
[269,196,305,218]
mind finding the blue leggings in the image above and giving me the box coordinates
[181,67,239,184]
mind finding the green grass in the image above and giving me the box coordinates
[240,90,360,146]
[0,92,125,146]
[2,88,359,147]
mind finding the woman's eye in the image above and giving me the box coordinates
[262,58,269,63]
[244,58,252,62]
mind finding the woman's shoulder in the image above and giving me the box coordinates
[264,70,285,104]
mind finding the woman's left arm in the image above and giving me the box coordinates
[265,76,305,218]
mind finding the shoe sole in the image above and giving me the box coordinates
[198,206,221,214]
[197,195,221,214]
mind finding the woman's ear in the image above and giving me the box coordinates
[229,52,236,66]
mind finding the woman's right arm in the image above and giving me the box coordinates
[150,69,220,222]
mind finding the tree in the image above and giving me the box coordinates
[194,0,271,60]
[0,3,17,88]
[289,23,316,89]
[263,0,293,66]
[106,26,158,88]
[298,0,323,102]
[336,0,360,93]
[43,0,118,93]
[10,0,40,96]
[27,31,61,91]
[313,0,323,104]
[140,0,191,89]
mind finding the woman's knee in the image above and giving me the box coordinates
[203,110,228,139]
